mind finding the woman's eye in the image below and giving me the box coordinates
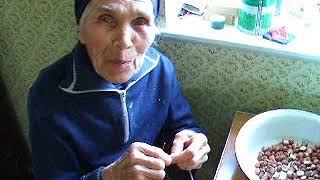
[99,14,113,23]
[132,18,148,26]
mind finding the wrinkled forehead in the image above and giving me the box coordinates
[87,0,154,16]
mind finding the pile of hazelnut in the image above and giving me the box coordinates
[255,139,320,180]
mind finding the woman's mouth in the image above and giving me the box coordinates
[111,60,132,69]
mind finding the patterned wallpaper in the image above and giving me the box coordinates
[1,1,320,179]
[1,0,78,140]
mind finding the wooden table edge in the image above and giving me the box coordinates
[213,111,255,180]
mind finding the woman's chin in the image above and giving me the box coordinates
[96,64,131,82]
[102,72,133,84]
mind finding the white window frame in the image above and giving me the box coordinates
[157,0,320,62]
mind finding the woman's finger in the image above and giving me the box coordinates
[128,142,172,168]
[132,164,166,180]
[175,144,210,170]
[171,132,189,156]
[134,150,167,170]
[172,133,208,163]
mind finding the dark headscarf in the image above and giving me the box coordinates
[75,0,159,24]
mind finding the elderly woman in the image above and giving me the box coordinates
[28,0,210,179]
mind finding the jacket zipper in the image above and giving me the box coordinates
[119,90,130,143]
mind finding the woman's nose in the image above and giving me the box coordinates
[113,26,133,50]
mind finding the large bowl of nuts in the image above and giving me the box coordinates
[235,109,320,180]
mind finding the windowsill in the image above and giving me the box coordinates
[158,17,320,62]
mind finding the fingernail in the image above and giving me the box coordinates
[165,157,172,166]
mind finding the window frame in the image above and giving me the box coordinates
[156,0,320,62]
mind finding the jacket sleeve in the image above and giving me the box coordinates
[158,57,205,144]
[28,86,105,180]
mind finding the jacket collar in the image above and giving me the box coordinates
[60,43,160,94]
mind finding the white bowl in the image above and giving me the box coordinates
[235,109,320,180]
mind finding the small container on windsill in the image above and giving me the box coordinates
[210,14,226,30]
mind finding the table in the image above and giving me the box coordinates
[213,111,255,180]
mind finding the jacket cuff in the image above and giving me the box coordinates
[80,166,105,180]
[186,127,204,133]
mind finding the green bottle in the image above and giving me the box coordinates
[238,0,275,35]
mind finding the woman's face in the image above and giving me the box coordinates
[79,0,156,83]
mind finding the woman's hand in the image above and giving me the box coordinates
[102,142,172,180]
[170,130,210,170]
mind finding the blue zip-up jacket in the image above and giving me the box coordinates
[28,43,203,180]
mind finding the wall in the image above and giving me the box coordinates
[1,1,320,179]
[1,0,77,139]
